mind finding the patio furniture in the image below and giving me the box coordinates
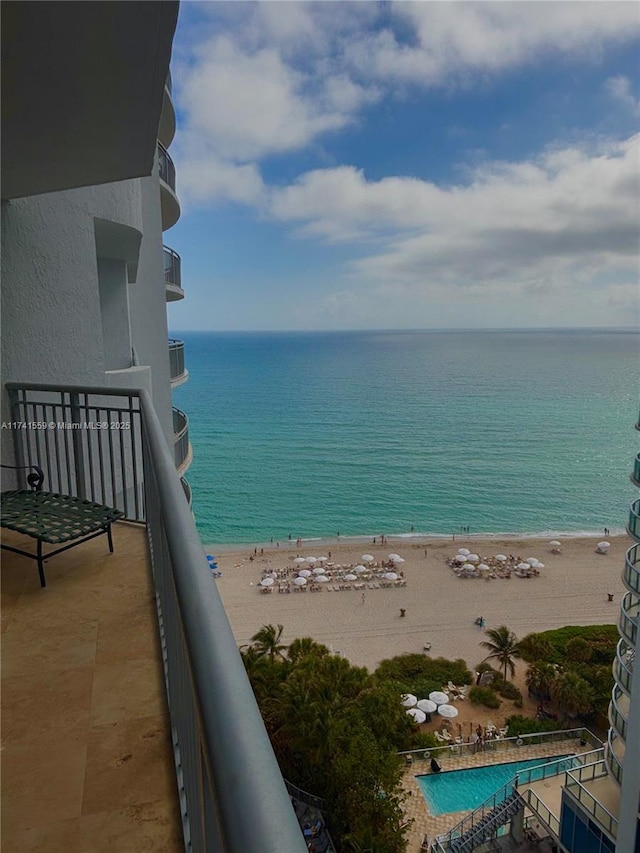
[1,464,123,587]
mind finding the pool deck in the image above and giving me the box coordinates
[400,739,594,850]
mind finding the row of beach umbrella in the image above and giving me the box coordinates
[402,692,459,724]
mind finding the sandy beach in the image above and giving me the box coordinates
[207,534,630,673]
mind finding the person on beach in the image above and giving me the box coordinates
[361,592,365,604]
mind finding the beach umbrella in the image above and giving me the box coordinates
[305,556,317,564]
[388,553,402,562]
[354,564,367,573]
[517,562,531,570]
[466,554,479,562]
[437,704,459,719]
[417,699,437,714]
[462,563,476,571]
[549,540,561,549]
[429,691,449,705]
[598,542,610,549]
[293,576,307,586]
[294,556,307,564]
[312,566,326,574]
[384,572,398,581]
[316,574,330,582]
[477,563,490,572]
[458,548,470,556]
[299,569,312,577]
[454,554,467,563]
[495,554,507,561]
[393,557,406,564]
[317,556,328,562]
[260,577,274,587]
[362,554,374,563]
[535,563,545,569]
[401,693,418,708]
[406,708,427,724]
[526,557,539,565]
[344,573,357,581]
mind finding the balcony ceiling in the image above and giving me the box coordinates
[1,1,179,200]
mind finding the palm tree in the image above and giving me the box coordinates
[519,632,553,663]
[525,662,556,703]
[287,636,330,664]
[250,623,287,662]
[480,625,521,681]
[551,671,594,719]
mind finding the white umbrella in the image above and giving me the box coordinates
[305,556,317,564]
[477,563,490,572]
[317,556,328,562]
[429,691,449,705]
[466,554,479,562]
[388,553,402,561]
[362,554,374,563]
[517,563,531,570]
[495,554,507,561]
[535,563,545,569]
[526,557,539,565]
[354,565,367,573]
[312,566,326,574]
[344,573,357,581]
[438,704,459,718]
[598,542,610,549]
[299,569,312,577]
[462,563,476,571]
[406,708,427,724]
[458,548,470,556]
[393,557,406,564]
[401,693,418,708]
[293,576,307,586]
[294,556,307,564]
[260,577,274,587]
[417,698,437,713]
[316,574,330,582]
[384,572,398,581]
[549,540,561,548]
[453,554,467,563]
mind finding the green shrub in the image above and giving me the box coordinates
[469,686,501,708]
[498,680,522,701]
[410,732,439,750]
[504,715,560,737]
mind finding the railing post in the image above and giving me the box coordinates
[69,391,87,499]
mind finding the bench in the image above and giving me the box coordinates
[1,465,123,587]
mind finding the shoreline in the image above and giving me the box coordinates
[205,529,626,555]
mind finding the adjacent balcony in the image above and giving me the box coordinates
[158,72,176,149]
[628,498,640,541]
[180,476,192,508]
[618,592,639,647]
[4,382,306,853]
[608,685,630,742]
[606,730,624,785]
[158,142,180,231]
[173,405,192,476]
[613,639,635,696]
[164,246,183,302]
[168,339,188,388]
[623,543,640,596]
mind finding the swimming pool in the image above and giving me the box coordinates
[417,755,576,815]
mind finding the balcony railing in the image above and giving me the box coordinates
[613,639,635,695]
[164,245,182,291]
[632,453,640,488]
[158,142,176,191]
[619,591,639,647]
[606,730,624,785]
[564,761,618,839]
[168,339,188,387]
[623,544,640,595]
[629,498,640,541]
[608,685,629,741]
[181,476,192,507]
[5,382,307,853]
[173,405,190,473]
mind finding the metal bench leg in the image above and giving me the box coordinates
[37,539,47,588]
[107,524,114,553]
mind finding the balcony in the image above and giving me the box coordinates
[628,498,640,542]
[181,476,192,507]
[164,246,184,302]
[618,591,640,647]
[4,382,307,852]
[173,405,192,476]
[613,639,635,696]
[606,730,624,785]
[608,685,630,741]
[158,143,180,230]
[623,544,640,595]
[168,339,188,387]
[158,73,176,149]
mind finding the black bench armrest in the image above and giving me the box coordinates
[1,464,44,492]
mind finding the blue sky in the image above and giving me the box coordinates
[166,1,639,331]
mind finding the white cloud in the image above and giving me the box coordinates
[605,74,640,116]
[267,134,640,307]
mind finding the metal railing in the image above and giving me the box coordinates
[5,382,307,853]
[613,640,634,695]
[629,498,640,540]
[398,727,601,765]
[606,730,624,785]
[180,476,192,508]
[168,339,186,384]
[158,142,176,192]
[164,246,182,289]
[623,544,640,594]
[172,406,190,470]
[609,686,629,740]
[619,592,639,646]
[521,788,560,837]
[166,70,173,95]
[632,453,640,488]
[564,760,619,838]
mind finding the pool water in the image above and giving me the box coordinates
[417,755,575,815]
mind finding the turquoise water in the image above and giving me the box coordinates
[172,329,639,545]
[417,754,575,815]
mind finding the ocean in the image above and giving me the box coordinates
[171,329,638,545]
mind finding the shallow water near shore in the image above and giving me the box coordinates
[172,328,638,545]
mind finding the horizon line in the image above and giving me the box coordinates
[168,325,639,335]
